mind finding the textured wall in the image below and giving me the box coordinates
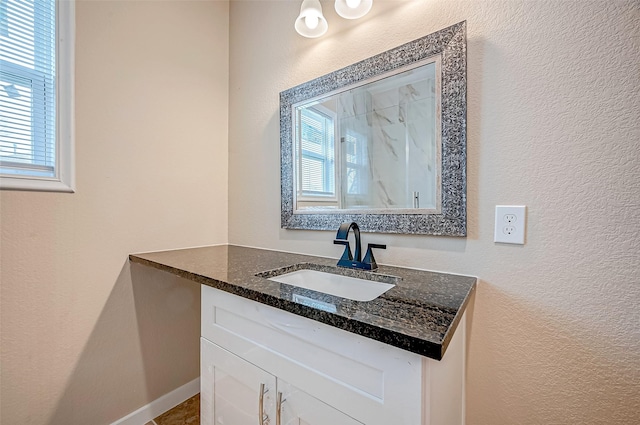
[228,1,640,423]
[0,1,229,424]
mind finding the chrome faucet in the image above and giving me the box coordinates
[333,222,386,271]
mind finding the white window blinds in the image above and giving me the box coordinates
[299,107,335,197]
[0,0,74,192]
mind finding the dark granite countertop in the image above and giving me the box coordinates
[129,244,476,360]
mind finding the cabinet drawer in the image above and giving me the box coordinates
[201,285,424,424]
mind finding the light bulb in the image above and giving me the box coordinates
[295,0,328,38]
[305,14,319,30]
[335,0,372,20]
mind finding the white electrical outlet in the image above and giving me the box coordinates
[494,205,526,244]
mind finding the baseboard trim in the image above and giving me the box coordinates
[111,378,200,425]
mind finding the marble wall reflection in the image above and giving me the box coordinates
[336,63,438,210]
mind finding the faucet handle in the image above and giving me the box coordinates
[333,239,353,263]
[368,243,387,250]
[363,243,386,271]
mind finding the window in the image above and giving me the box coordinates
[0,0,74,192]
[298,106,335,199]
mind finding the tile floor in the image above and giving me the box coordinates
[145,393,200,425]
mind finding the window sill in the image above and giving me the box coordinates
[0,176,75,193]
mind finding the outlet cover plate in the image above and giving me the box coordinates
[494,205,526,244]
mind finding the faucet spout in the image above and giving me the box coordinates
[335,221,361,262]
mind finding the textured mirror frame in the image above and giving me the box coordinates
[280,21,467,235]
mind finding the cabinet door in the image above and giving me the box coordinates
[277,379,363,425]
[201,338,276,425]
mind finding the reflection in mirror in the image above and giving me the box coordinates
[280,21,467,235]
[295,58,441,213]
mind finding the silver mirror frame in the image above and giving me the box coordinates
[280,21,466,235]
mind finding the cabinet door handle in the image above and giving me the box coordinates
[276,391,285,425]
[258,383,267,425]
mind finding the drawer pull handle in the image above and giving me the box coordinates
[259,383,268,424]
[276,392,286,425]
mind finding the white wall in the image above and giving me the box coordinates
[0,1,229,424]
[228,1,640,423]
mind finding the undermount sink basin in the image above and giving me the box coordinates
[267,269,395,302]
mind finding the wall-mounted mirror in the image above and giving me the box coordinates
[280,22,466,235]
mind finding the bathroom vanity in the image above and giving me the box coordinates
[129,245,476,425]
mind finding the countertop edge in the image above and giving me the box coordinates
[440,281,476,357]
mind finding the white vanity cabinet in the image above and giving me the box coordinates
[201,285,466,425]
[201,339,362,425]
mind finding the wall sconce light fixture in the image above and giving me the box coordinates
[295,0,373,38]
[334,0,373,20]
[295,0,329,38]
